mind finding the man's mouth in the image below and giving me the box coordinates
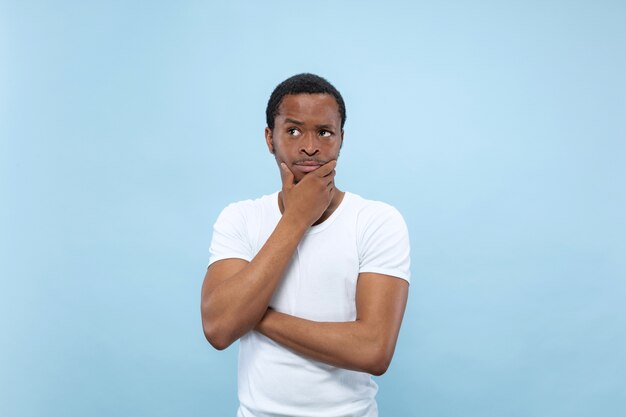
[293,160,325,173]
[294,163,321,173]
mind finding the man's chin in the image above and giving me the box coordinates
[293,173,306,184]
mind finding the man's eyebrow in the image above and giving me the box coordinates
[284,118,304,125]
[315,124,334,130]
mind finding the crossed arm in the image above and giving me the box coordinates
[255,272,408,376]
[201,160,409,375]
[202,254,408,375]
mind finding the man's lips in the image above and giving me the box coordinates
[293,161,324,173]
[294,162,322,173]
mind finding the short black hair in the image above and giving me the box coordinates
[266,73,346,130]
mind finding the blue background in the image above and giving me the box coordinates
[2,1,625,416]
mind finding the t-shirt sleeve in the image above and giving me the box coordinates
[208,203,254,267]
[358,205,411,283]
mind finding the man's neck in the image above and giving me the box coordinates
[277,188,345,227]
[313,189,345,226]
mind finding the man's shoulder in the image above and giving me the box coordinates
[343,192,408,239]
[346,192,404,218]
[221,191,279,213]
[213,192,279,230]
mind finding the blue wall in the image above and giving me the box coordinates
[1,1,625,416]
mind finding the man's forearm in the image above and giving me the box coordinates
[254,310,395,376]
[202,215,307,349]
[202,162,339,350]
[255,274,409,375]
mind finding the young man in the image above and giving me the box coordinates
[201,73,410,417]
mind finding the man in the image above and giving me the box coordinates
[201,73,410,417]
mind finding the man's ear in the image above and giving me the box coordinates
[340,129,344,149]
[264,127,275,154]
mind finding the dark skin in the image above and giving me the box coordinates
[265,93,345,225]
[201,93,408,375]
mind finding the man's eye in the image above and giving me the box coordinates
[288,128,301,136]
[319,130,332,137]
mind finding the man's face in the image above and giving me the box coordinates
[265,93,343,183]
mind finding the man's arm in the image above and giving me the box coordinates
[255,272,409,376]
[201,219,305,350]
[201,161,336,350]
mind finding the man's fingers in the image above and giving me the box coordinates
[280,162,295,189]
[325,170,336,186]
[314,160,337,177]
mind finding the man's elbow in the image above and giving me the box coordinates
[366,357,391,376]
[365,344,394,376]
[202,321,234,351]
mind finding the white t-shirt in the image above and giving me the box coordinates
[208,191,411,417]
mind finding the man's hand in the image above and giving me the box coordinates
[279,160,337,228]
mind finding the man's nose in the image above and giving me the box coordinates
[300,133,319,156]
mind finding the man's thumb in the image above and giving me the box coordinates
[280,162,294,188]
